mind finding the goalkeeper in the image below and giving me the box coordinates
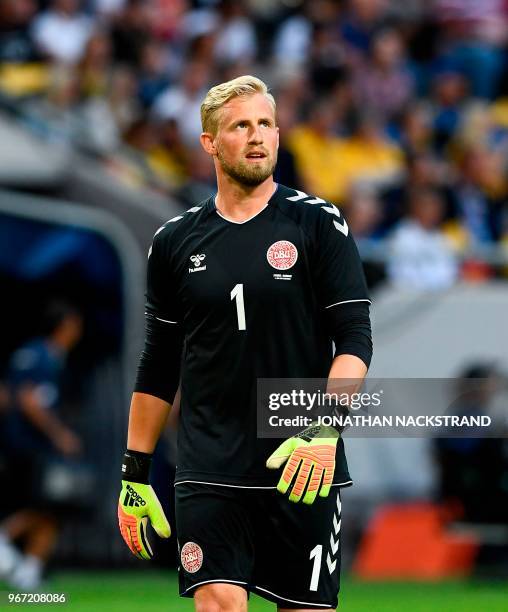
[118,75,372,611]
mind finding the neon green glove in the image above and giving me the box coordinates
[266,424,340,505]
[117,451,171,560]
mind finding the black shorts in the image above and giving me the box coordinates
[175,482,343,609]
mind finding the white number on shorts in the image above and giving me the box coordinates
[230,283,246,330]
[309,544,322,591]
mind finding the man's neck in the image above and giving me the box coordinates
[215,175,276,223]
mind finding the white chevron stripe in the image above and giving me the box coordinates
[305,196,326,204]
[321,204,342,219]
[333,514,340,535]
[321,204,349,236]
[330,534,339,555]
[336,493,342,515]
[326,552,337,574]
[333,218,349,236]
[286,190,308,201]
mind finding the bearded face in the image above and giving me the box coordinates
[210,93,279,187]
[216,142,278,186]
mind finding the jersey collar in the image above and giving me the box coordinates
[208,183,280,225]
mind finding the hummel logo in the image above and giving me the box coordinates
[123,484,146,508]
[189,254,206,273]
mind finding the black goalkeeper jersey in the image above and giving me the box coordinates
[141,183,371,487]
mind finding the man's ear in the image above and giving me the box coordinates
[200,132,216,156]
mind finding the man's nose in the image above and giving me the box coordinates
[248,126,263,144]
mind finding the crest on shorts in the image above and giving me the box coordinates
[181,541,203,573]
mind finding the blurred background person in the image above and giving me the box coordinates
[351,26,414,122]
[434,363,508,524]
[387,186,459,289]
[151,60,210,148]
[0,0,39,64]
[0,302,83,590]
[31,0,95,66]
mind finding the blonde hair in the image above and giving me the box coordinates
[201,75,276,135]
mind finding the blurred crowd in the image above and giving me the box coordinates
[1,0,508,288]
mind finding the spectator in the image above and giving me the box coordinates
[115,117,167,189]
[213,0,257,65]
[0,302,83,590]
[273,0,341,68]
[272,7,312,68]
[452,145,505,245]
[30,0,94,65]
[151,61,210,148]
[93,0,127,18]
[346,185,383,239]
[309,21,348,95]
[175,145,216,210]
[433,0,507,99]
[340,0,390,55]
[145,117,188,188]
[0,0,39,63]
[21,65,83,145]
[105,65,140,136]
[78,30,112,98]
[398,102,434,156]
[431,69,469,153]
[434,362,508,523]
[110,0,151,67]
[335,111,404,198]
[352,26,414,120]
[287,98,344,203]
[273,95,301,189]
[387,187,459,289]
[381,151,452,234]
[346,185,387,287]
[137,40,173,109]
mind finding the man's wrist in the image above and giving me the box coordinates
[321,397,349,434]
[121,449,153,484]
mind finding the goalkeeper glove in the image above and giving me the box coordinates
[266,423,340,505]
[118,450,171,560]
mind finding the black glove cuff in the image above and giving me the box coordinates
[121,449,152,484]
[322,397,349,434]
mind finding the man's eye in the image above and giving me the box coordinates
[237,123,247,128]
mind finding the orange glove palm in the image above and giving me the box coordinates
[266,424,339,504]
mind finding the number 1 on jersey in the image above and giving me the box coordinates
[230,283,246,331]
